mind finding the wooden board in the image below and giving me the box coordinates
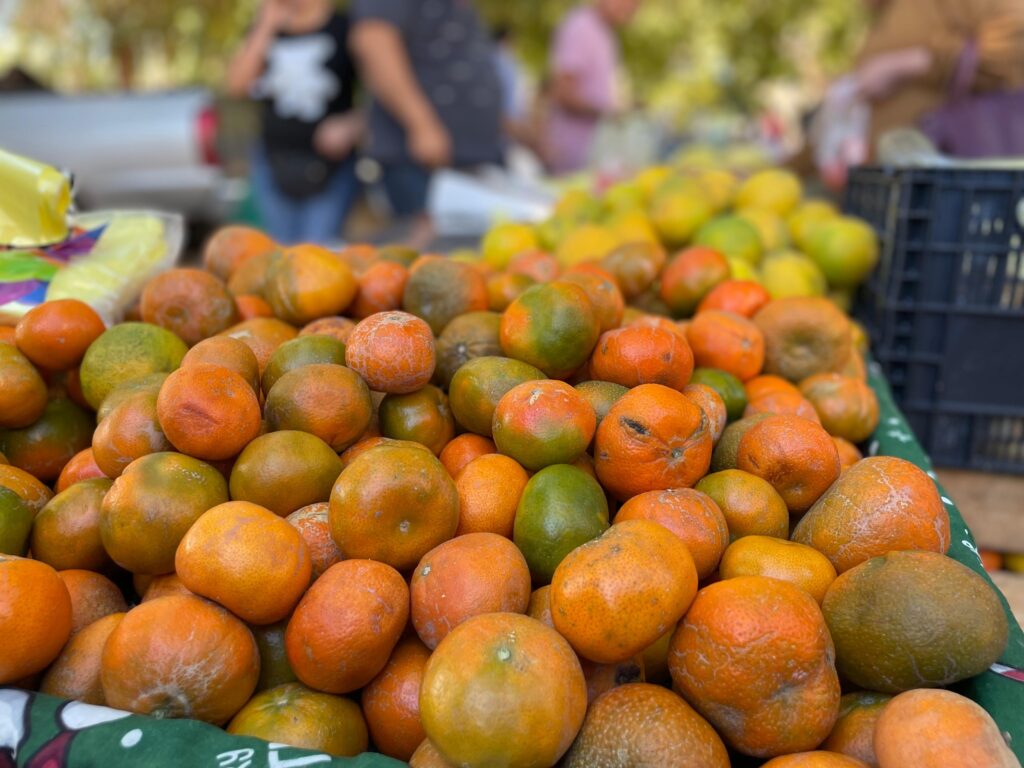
[937,469,1024,554]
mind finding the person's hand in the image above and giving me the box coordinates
[314,114,362,160]
[258,0,289,32]
[978,13,1024,79]
[408,117,452,169]
[855,48,932,99]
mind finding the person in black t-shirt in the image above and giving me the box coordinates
[227,0,362,244]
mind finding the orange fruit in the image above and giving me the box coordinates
[362,636,431,761]
[203,225,277,280]
[579,655,644,704]
[792,456,950,573]
[695,468,790,541]
[660,246,731,317]
[682,382,727,442]
[156,363,261,461]
[873,688,1019,768]
[492,379,596,470]
[265,363,373,452]
[669,576,840,758]
[0,463,54,514]
[226,248,282,296]
[285,559,409,693]
[821,550,1008,693]
[574,380,628,434]
[30,477,111,572]
[411,532,531,649]
[91,389,171,478]
[821,691,892,767]
[329,442,458,572]
[561,269,625,333]
[261,334,347,395]
[594,383,713,500]
[508,249,561,282]
[249,619,296,693]
[590,324,695,391]
[438,433,496,478]
[799,373,879,442]
[55,447,106,492]
[697,279,771,317]
[0,344,47,429]
[744,373,821,422]
[433,311,503,389]
[614,488,729,580]
[176,500,311,625]
[448,355,544,437]
[454,453,528,537]
[286,502,343,581]
[299,315,356,344]
[40,611,124,705]
[234,293,275,321]
[500,281,600,379]
[229,430,342,517]
[685,309,765,381]
[419,612,587,768]
[101,594,259,723]
[379,385,455,456]
[140,573,193,602]
[600,241,665,299]
[737,414,840,513]
[100,451,229,574]
[486,271,535,311]
[0,555,73,683]
[527,585,554,627]
[514,463,610,585]
[833,436,862,471]
[753,297,852,382]
[227,682,369,757]
[345,311,436,394]
[95,372,167,422]
[59,568,127,635]
[719,536,838,603]
[15,298,106,371]
[180,335,261,393]
[265,245,357,325]
[350,260,409,319]
[221,316,298,374]
[0,397,93,483]
[551,520,698,664]
[140,268,239,346]
[761,753,870,767]
[403,256,488,334]
[562,683,730,768]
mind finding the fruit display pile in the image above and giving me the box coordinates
[0,164,1018,768]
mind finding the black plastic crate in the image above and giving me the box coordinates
[846,165,1024,474]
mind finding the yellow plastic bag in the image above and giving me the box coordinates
[0,148,71,247]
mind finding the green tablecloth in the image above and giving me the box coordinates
[2,363,1021,767]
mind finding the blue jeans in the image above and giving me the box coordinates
[250,147,359,245]
[379,161,432,217]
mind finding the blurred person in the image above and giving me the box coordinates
[349,0,503,233]
[812,0,1024,184]
[544,0,642,175]
[227,0,362,244]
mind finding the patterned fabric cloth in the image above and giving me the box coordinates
[0,226,105,309]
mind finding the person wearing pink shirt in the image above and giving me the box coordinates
[544,0,641,174]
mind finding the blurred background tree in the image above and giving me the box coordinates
[1,0,866,125]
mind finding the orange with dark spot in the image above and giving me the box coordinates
[285,559,409,693]
[40,612,124,705]
[176,500,312,625]
[454,453,528,537]
[265,363,373,452]
[156,363,261,461]
[697,279,771,317]
[595,384,712,500]
[350,260,409,319]
[15,299,106,371]
[438,433,495,478]
[492,379,596,470]
[682,383,727,443]
[660,246,731,317]
[362,636,431,762]
[329,442,459,572]
[590,325,694,391]
[669,576,841,758]
[58,568,128,634]
[551,520,698,664]
[141,268,239,346]
[614,488,729,580]
[346,311,436,394]
[101,594,259,723]
[286,503,343,580]
[737,414,840,513]
[685,309,765,381]
[792,456,950,573]
[0,555,72,683]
